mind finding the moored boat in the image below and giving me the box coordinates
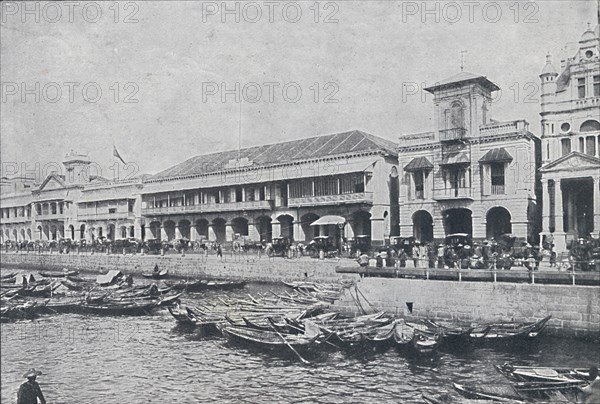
[141,269,169,279]
[496,362,592,384]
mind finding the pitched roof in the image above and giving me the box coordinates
[479,148,513,164]
[151,130,397,180]
[424,71,500,93]
[404,156,433,172]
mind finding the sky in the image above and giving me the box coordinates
[1,0,597,181]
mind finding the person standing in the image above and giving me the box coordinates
[17,368,46,404]
[412,242,420,268]
[216,244,223,259]
[579,366,600,403]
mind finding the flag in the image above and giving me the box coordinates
[113,145,126,165]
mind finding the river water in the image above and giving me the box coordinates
[1,271,598,404]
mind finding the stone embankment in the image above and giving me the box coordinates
[333,277,600,339]
[0,252,357,283]
[2,252,598,338]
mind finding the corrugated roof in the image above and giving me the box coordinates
[479,148,513,164]
[151,130,396,180]
[404,156,434,172]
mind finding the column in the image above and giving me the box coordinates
[225,223,234,241]
[271,219,281,238]
[554,179,566,253]
[134,219,142,240]
[370,217,385,247]
[160,225,167,241]
[175,225,182,239]
[248,222,260,241]
[208,224,216,242]
[594,177,600,236]
[541,179,550,234]
[190,225,197,242]
[293,220,305,242]
[345,220,355,240]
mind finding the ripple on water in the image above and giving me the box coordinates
[2,278,599,403]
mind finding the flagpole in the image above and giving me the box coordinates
[238,99,242,161]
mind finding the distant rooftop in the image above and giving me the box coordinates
[151,130,397,180]
[424,71,500,93]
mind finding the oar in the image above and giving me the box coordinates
[267,318,310,365]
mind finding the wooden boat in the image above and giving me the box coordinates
[496,363,591,384]
[39,270,79,278]
[393,320,440,355]
[453,382,526,402]
[363,321,396,343]
[141,269,169,279]
[74,301,159,316]
[470,316,551,341]
[0,272,17,280]
[420,319,473,342]
[220,323,319,350]
[165,279,246,292]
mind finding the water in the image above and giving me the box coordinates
[1,272,598,404]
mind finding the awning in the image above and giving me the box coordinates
[479,148,513,164]
[310,215,346,226]
[404,156,433,172]
[96,270,123,286]
[440,152,470,166]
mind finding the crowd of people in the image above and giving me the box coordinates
[355,238,600,271]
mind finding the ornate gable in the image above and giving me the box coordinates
[540,151,600,173]
[37,174,66,191]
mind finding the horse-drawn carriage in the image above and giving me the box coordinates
[349,235,371,257]
[266,237,291,257]
[568,238,600,271]
[305,236,338,258]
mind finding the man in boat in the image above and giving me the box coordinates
[17,368,46,404]
[579,366,600,403]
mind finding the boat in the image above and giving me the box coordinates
[453,382,526,402]
[496,363,592,384]
[0,272,17,280]
[39,270,79,278]
[74,300,159,316]
[393,320,440,355]
[96,270,123,286]
[420,319,473,342]
[165,279,246,292]
[219,322,319,350]
[470,316,551,341]
[141,269,169,279]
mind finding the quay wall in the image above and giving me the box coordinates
[3,253,598,338]
[0,252,358,283]
[333,278,600,339]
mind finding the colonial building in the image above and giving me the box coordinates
[140,130,399,247]
[398,72,540,244]
[0,151,144,244]
[539,23,600,252]
[1,131,399,247]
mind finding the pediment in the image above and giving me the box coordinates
[540,152,600,173]
[37,174,66,191]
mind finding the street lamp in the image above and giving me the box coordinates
[338,222,345,254]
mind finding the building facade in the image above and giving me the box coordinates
[398,72,540,244]
[139,130,399,247]
[1,131,399,247]
[538,23,600,252]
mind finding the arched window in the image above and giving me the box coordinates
[450,101,465,129]
[580,120,600,132]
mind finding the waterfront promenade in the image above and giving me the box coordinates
[2,250,598,339]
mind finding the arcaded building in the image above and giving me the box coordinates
[398,72,540,244]
[538,23,600,252]
[140,131,399,247]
